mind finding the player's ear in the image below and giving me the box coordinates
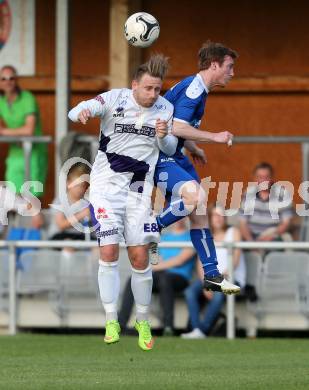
[211,62,217,70]
[132,79,138,90]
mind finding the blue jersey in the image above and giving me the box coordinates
[154,74,207,189]
[162,73,208,158]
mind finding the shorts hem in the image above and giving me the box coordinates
[97,238,121,247]
[125,240,159,247]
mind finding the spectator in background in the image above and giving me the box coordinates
[48,164,92,255]
[0,65,48,200]
[119,218,196,335]
[181,205,246,339]
[239,162,294,245]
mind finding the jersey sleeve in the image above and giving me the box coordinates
[23,92,37,117]
[68,91,112,122]
[172,93,200,124]
[157,134,178,156]
[164,102,174,132]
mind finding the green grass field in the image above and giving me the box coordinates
[0,335,309,389]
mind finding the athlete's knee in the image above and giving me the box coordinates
[130,256,148,270]
[99,244,119,262]
[181,181,206,210]
[128,246,148,270]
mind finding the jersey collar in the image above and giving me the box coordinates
[196,73,209,94]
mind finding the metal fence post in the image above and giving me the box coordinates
[8,243,17,335]
[226,243,235,339]
[22,140,33,184]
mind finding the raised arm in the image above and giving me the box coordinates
[68,94,107,123]
[172,120,233,144]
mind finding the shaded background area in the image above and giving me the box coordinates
[1,0,308,207]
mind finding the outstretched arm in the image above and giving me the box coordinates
[172,120,233,145]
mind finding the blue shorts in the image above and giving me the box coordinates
[154,152,200,201]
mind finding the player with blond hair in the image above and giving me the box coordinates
[68,54,177,350]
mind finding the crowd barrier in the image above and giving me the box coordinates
[2,240,309,338]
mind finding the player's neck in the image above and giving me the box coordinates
[199,71,213,91]
[199,71,222,91]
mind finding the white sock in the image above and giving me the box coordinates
[98,260,120,322]
[131,265,153,322]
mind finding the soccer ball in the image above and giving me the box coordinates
[124,12,160,48]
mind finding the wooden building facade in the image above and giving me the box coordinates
[2,0,309,206]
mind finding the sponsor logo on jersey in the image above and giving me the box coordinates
[118,97,129,107]
[114,123,155,137]
[160,157,176,163]
[144,223,160,233]
[95,95,105,105]
[97,227,119,238]
[154,103,166,110]
[113,106,125,117]
[96,207,108,219]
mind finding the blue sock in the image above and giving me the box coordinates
[157,199,190,229]
[190,229,220,278]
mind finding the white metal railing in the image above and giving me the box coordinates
[2,240,309,338]
[77,135,309,182]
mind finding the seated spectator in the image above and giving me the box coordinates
[181,205,246,339]
[48,164,91,254]
[239,162,294,245]
[119,218,196,335]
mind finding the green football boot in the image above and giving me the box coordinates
[134,320,154,351]
[104,320,120,344]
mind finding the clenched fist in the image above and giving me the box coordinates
[155,119,169,138]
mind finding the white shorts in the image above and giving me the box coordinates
[89,174,159,247]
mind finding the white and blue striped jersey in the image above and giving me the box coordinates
[69,88,174,167]
[68,89,176,192]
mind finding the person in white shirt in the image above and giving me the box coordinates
[68,54,177,351]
